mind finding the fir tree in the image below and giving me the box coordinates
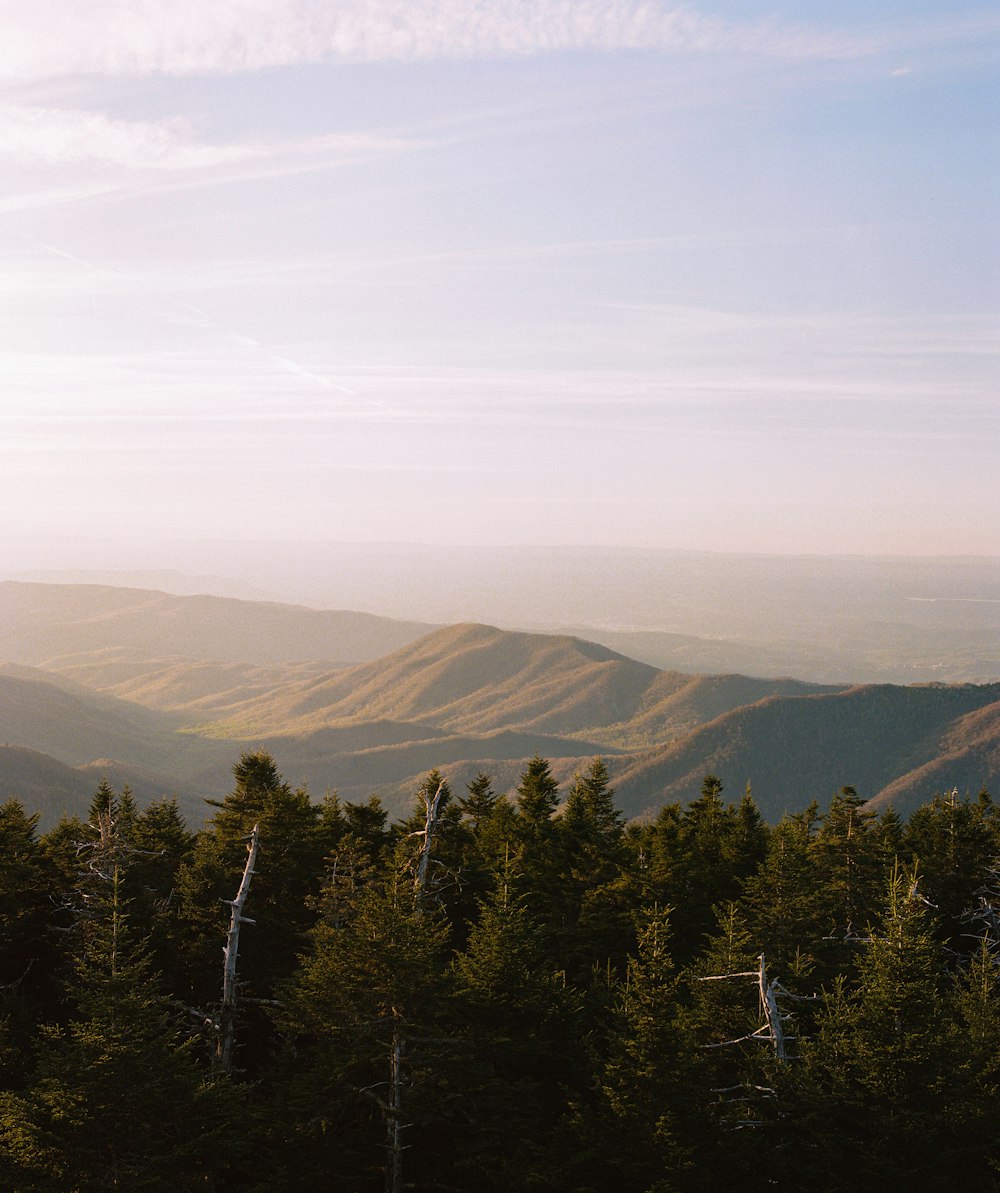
[177,750,324,1020]
[273,778,455,1192]
[585,906,702,1193]
[903,787,997,951]
[449,869,578,1192]
[741,807,824,980]
[791,864,962,1191]
[0,811,238,1192]
[557,758,634,980]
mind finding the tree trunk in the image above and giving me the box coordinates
[387,1024,405,1193]
[215,824,259,1075]
[413,780,446,908]
[758,954,786,1060]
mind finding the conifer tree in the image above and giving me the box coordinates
[0,794,238,1192]
[459,771,499,829]
[0,801,53,989]
[741,807,823,979]
[273,780,453,1192]
[790,864,961,1190]
[510,756,563,928]
[0,800,59,1088]
[652,776,765,961]
[449,867,578,1191]
[903,787,996,950]
[685,901,762,1074]
[585,906,703,1193]
[947,935,1000,1182]
[122,796,195,990]
[557,758,634,980]
[177,750,324,1021]
[516,754,560,826]
[810,785,887,978]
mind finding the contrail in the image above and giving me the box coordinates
[10,228,392,410]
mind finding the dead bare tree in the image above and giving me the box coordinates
[215,825,259,1075]
[411,779,447,909]
[700,953,790,1060]
[384,778,446,1193]
[696,953,811,1129]
[963,858,1000,948]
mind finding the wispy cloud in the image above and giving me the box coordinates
[0,0,869,84]
[0,105,252,169]
[0,104,417,172]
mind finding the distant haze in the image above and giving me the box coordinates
[3,542,998,685]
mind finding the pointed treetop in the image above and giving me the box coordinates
[516,755,560,823]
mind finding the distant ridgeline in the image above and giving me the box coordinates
[1,582,999,829]
[1,752,1000,1190]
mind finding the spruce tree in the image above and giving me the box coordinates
[449,870,578,1192]
[791,864,961,1191]
[810,785,887,979]
[0,800,59,1089]
[273,786,453,1192]
[903,787,996,951]
[511,756,563,929]
[0,803,238,1192]
[177,750,324,1025]
[557,758,634,980]
[741,807,824,980]
[586,906,703,1193]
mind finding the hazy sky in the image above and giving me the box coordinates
[0,2,997,555]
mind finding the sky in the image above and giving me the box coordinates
[0,1,997,556]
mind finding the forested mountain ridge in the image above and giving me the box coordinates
[615,681,1000,820]
[200,623,678,737]
[0,582,998,825]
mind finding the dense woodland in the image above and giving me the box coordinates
[1,753,999,1191]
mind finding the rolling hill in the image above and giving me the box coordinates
[0,581,435,666]
[194,623,839,743]
[32,649,334,717]
[0,669,229,777]
[0,581,998,828]
[200,624,670,738]
[613,681,1000,821]
[0,745,211,827]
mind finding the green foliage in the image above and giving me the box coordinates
[788,864,966,1190]
[741,807,824,978]
[639,776,769,961]
[177,751,324,1010]
[556,758,636,979]
[449,876,579,1191]
[585,906,702,1193]
[903,787,997,949]
[3,759,1000,1190]
[273,852,452,1191]
[0,807,239,1191]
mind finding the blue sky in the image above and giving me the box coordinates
[0,1,996,553]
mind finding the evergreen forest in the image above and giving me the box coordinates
[1,751,999,1192]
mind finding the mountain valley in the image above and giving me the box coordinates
[0,580,997,827]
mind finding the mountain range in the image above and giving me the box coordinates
[0,580,998,828]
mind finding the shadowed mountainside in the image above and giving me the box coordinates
[0,582,998,827]
[614,681,1000,821]
[0,745,211,826]
[0,670,225,774]
[867,701,1000,814]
